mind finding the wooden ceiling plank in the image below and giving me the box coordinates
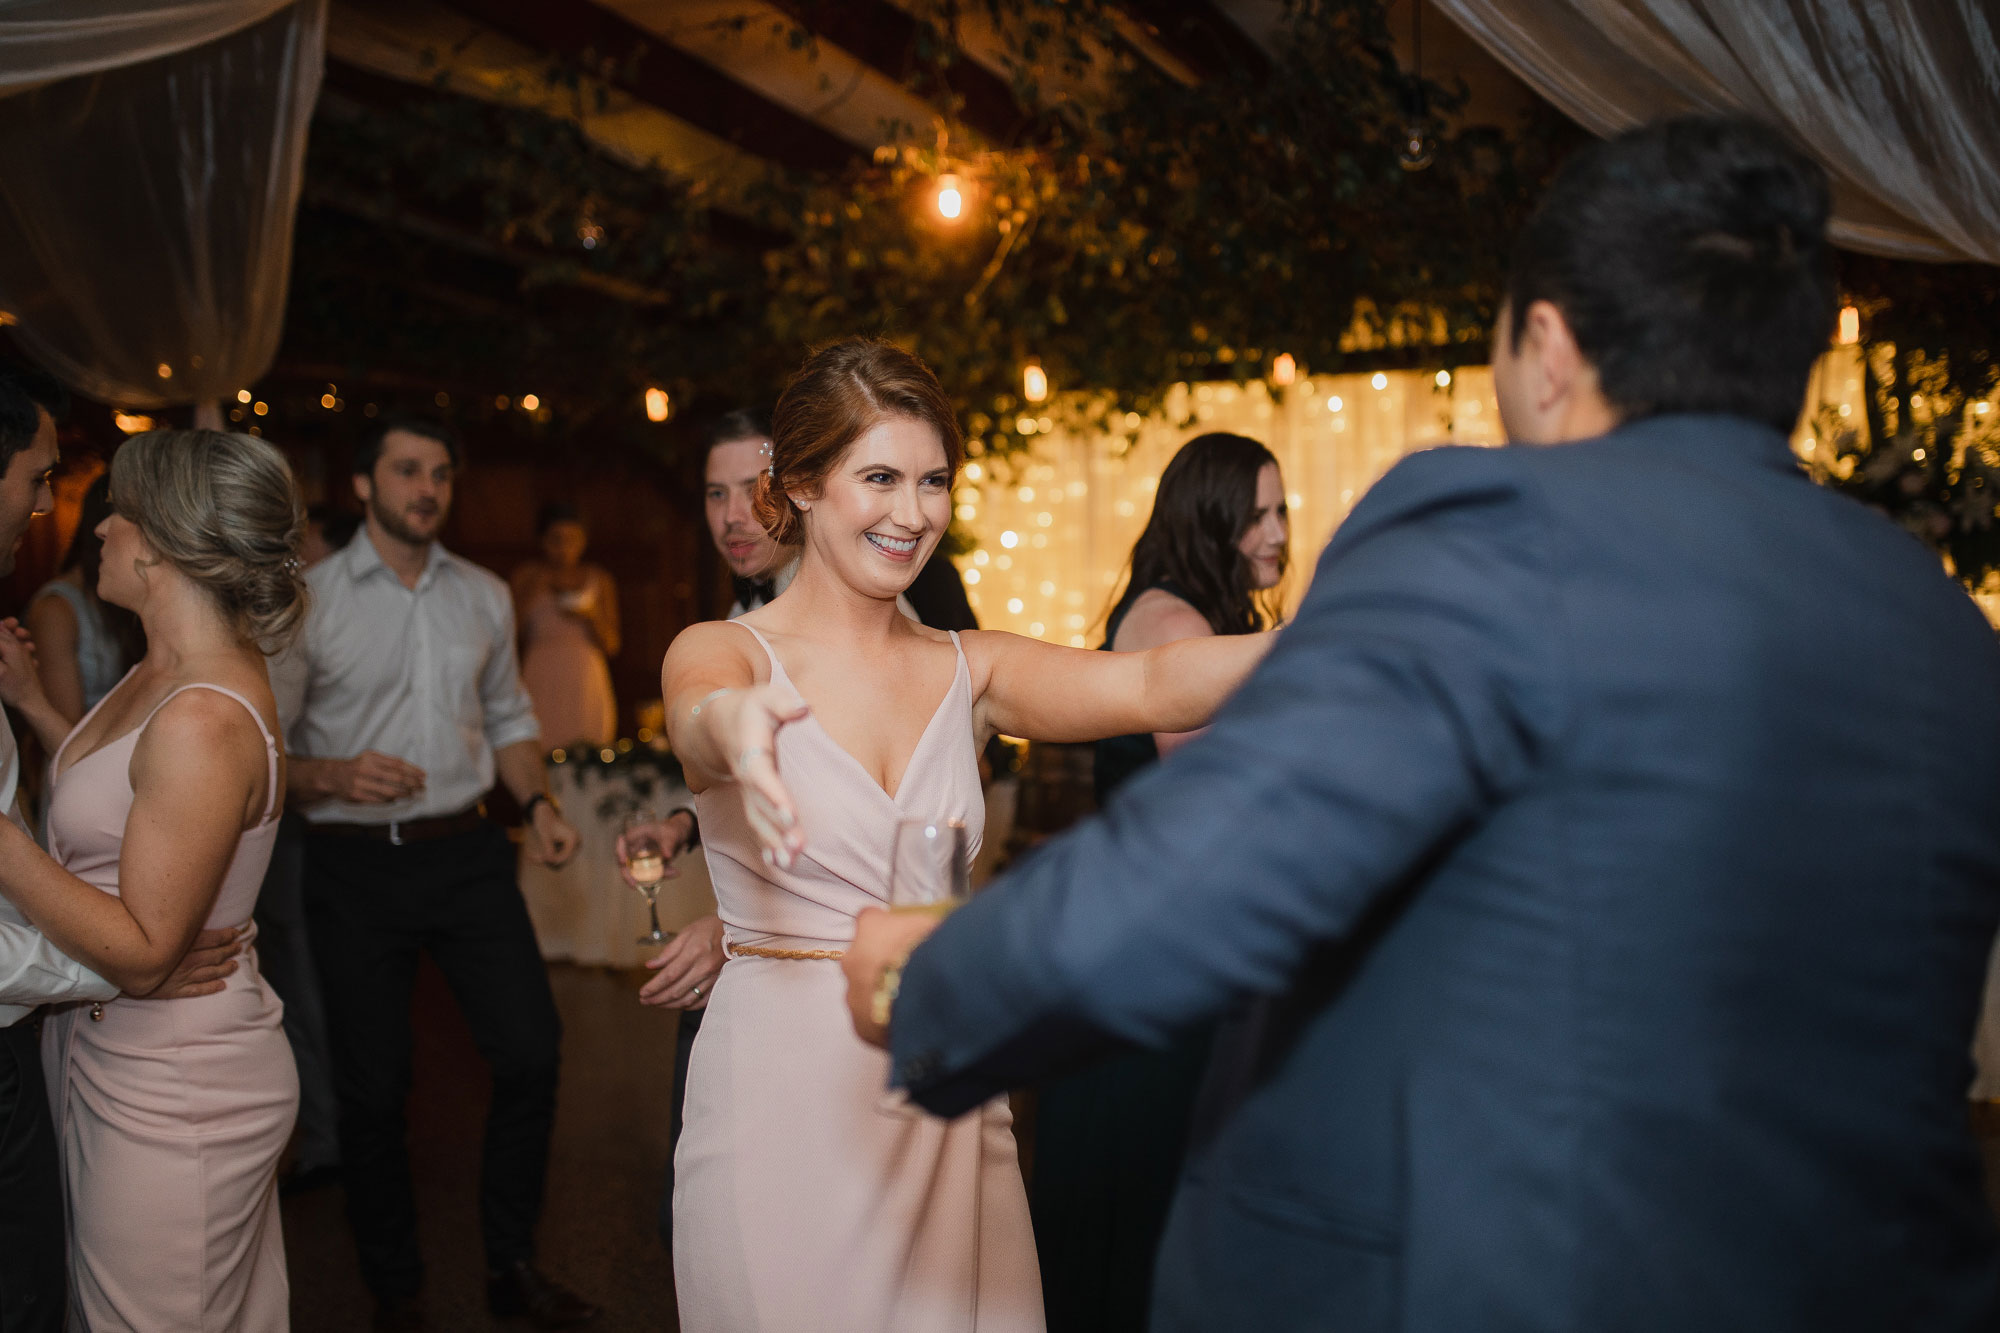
[328,0,770,200]
[435,0,856,172]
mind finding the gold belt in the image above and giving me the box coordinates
[726,941,846,961]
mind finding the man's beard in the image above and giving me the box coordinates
[371,496,441,546]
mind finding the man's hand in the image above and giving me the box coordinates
[639,913,726,1009]
[330,751,427,804]
[0,617,45,711]
[615,810,695,888]
[842,906,945,1049]
[140,926,248,1000]
[529,799,579,867]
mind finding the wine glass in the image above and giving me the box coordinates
[888,816,971,917]
[621,808,674,946]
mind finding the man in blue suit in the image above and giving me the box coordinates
[842,117,2000,1330]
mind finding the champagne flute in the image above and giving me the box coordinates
[888,816,971,917]
[622,808,674,946]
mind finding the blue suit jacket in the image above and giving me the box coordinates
[892,414,2000,1331]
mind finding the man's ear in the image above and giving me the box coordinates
[352,471,373,506]
[1520,299,1586,412]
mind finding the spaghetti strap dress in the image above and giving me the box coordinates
[671,625,1043,1332]
[41,678,298,1331]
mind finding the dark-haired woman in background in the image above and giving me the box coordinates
[27,473,145,725]
[512,502,621,750]
[1034,431,1290,1332]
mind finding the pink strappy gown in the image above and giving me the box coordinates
[41,679,298,1332]
[673,627,1043,1332]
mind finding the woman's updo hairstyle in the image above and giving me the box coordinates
[756,338,963,546]
[110,429,309,652]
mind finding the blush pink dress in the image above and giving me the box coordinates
[518,579,617,750]
[673,626,1043,1332]
[41,680,298,1332]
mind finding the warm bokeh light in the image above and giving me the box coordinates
[935,174,964,221]
[1271,353,1297,387]
[1371,372,1389,391]
[1837,305,1860,345]
[112,411,155,434]
[644,387,671,422]
[520,393,541,412]
[1023,361,1049,404]
[1435,369,1452,387]
[236,389,252,404]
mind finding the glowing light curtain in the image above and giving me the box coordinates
[1429,0,2000,264]
[959,354,1994,644]
[955,367,1507,643]
[0,0,326,409]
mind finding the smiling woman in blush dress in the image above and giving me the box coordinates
[657,338,1279,1333]
[0,429,305,1331]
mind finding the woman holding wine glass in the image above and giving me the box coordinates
[656,337,1276,1331]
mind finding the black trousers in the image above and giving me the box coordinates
[0,1017,64,1333]
[303,823,563,1301]
[654,1004,703,1248]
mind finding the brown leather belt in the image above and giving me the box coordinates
[307,804,487,846]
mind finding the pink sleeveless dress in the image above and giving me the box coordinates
[41,680,298,1332]
[519,580,617,749]
[673,626,1043,1332]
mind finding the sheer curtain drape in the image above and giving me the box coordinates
[1430,0,2000,264]
[0,0,324,409]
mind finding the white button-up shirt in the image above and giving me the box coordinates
[0,700,115,1026]
[289,533,542,826]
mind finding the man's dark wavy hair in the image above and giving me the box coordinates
[0,364,67,478]
[1505,115,1836,433]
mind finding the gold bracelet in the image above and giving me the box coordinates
[871,957,905,1029]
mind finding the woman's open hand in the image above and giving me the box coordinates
[712,684,810,869]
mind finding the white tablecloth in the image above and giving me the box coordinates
[519,757,717,968]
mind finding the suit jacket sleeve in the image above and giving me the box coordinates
[891,445,1563,1116]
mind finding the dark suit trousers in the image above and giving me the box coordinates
[654,1004,703,1248]
[303,823,563,1301]
[254,813,341,1173]
[0,1017,64,1333]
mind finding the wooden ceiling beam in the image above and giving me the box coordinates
[434,0,858,173]
[765,0,1025,142]
[1119,0,1271,83]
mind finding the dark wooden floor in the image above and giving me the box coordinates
[283,962,683,1332]
[283,961,2000,1331]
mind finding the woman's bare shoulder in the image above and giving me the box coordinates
[664,618,765,681]
[1115,588,1213,651]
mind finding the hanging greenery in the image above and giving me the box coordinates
[280,0,1577,456]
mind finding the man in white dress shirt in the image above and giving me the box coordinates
[0,371,240,1333]
[286,418,595,1331]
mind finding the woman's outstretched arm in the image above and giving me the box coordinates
[0,690,264,995]
[661,621,809,865]
[968,626,1276,746]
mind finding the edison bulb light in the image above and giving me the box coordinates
[1023,361,1049,404]
[936,174,964,221]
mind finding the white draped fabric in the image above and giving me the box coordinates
[0,0,325,409]
[1430,0,2000,264]
[0,0,291,91]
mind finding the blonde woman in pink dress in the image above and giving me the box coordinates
[656,340,1274,1331]
[0,429,305,1331]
